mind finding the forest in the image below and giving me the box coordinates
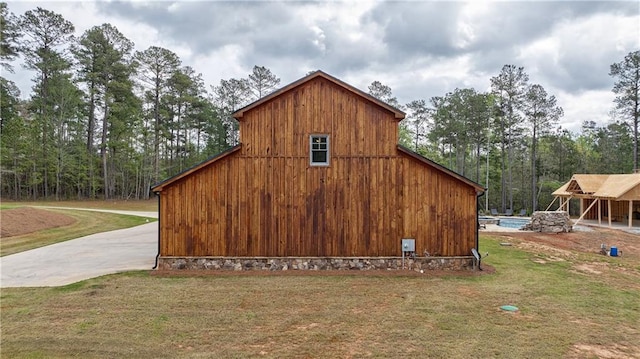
[1,4,639,214]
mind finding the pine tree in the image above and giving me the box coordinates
[19,7,75,198]
[490,65,529,212]
[212,78,251,146]
[248,65,280,100]
[522,84,563,210]
[135,46,181,183]
[0,77,25,198]
[610,50,640,172]
[0,2,20,72]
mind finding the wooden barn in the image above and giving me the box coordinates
[151,71,485,270]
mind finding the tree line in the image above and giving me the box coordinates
[366,54,638,214]
[0,5,278,200]
[1,4,638,214]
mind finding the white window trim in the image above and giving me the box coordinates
[309,134,330,166]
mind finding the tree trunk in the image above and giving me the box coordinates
[87,82,96,198]
[500,141,506,213]
[13,157,19,200]
[109,147,117,199]
[42,72,49,199]
[475,144,481,183]
[56,125,62,201]
[32,157,38,200]
[507,117,514,212]
[531,126,537,211]
[101,103,111,199]
[634,92,639,172]
[154,79,161,183]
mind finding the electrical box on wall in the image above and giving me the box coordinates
[401,238,415,252]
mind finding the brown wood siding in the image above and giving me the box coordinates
[239,77,398,158]
[158,76,478,258]
[159,153,477,257]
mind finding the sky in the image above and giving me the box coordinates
[4,1,639,133]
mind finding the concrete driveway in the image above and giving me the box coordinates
[0,209,158,288]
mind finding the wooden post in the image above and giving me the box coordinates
[580,198,584,219]
[630,200,633,228]
[608,199,612,227]
[598,199,602,225]
[545,196,558,211]
[574,198,599,226]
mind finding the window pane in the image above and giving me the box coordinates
[312,137,326,148]
[310,135,329,165]
[312,151,327,163]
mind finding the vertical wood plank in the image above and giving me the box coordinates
[157,75,479,259]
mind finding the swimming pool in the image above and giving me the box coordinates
[498,218,529,229]
[479,216,499,225]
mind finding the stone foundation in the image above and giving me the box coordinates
[157,256,475,272]
[479,216,499,225]
[521,211,573,233]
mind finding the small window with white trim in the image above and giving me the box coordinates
[310,134,329,166]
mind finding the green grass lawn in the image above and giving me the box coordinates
[1,236,638,358]
[0,199,158,211]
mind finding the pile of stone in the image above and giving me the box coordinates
[521,211,573,233]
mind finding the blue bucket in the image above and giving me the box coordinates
[610,246,618,257]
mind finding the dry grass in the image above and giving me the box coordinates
[0,208,155,256]
[2,237,639,358]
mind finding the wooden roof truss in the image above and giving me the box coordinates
[551,174,640,229]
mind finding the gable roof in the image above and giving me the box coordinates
[151,145,241,193]
[153,73,484,195]
[565,174,610,194]
[397,145,485,193]
[553,173,640,200]
[232,70,406,120]
[593,174,640,199]
[552,181,571,196]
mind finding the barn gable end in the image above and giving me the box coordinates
[152,71,484,270]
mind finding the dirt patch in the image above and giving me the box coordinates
[487,227,640,285]
[569,343,640,359]
[573,263,607,275]
[0,207,76,237]
[485,227,640,261]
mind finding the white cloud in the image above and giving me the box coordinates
[193,44,248,88]
[557,89,616,133]
[455,2,492,49]
[309,25,327,54]
[3,0,639,133]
